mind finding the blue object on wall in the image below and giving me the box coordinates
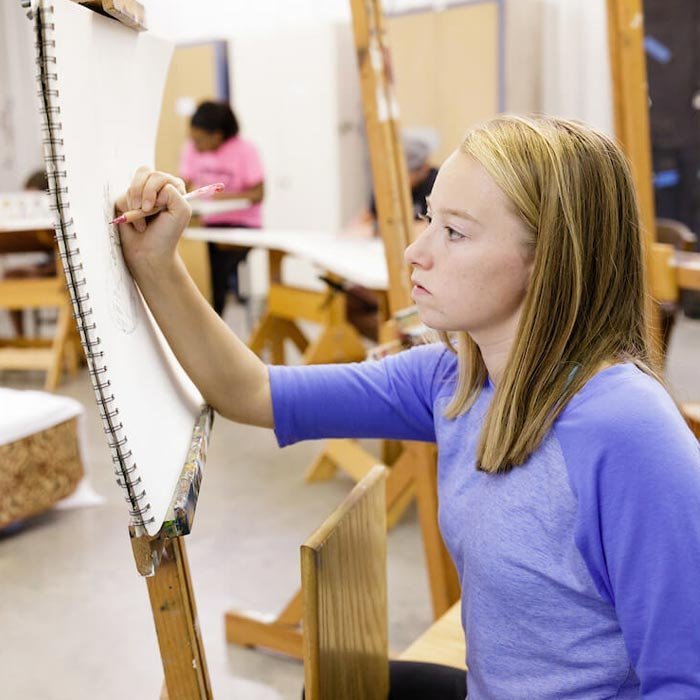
[654,169,681,189]
[644,36,672,64]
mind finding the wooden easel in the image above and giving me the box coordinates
[52,3,213,698]
[130,406,214,700]
[607,0,700,437]
[301,0,461,619]
[225,0,461,658]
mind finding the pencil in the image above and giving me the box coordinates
[110,182,225,226]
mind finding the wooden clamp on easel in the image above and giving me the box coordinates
[56,3,213,698]
[225,0,461,659]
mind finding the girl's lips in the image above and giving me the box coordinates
[412,283,430,297]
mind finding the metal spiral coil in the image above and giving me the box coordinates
[109,436,129,450]
[126,489,148,504]
[127,507,154,526]
[69,290,89,305]
[112,450,133,464]
[116,475,141,489]
[115,461,137,475]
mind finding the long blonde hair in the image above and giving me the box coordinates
[440,115,659,474]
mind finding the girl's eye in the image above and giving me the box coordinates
[419,212,432,224]
[446,227,464,241]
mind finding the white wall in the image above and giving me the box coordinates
[505,0,614,134]
[0,2,44,190]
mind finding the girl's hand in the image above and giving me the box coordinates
[115,167,191,277]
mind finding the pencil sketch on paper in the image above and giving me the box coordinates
[103,184,139,334]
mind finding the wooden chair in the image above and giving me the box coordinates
[656,218,698,252]
[652,218,698,357]
[0,276,79,391]
[301,464,389,700]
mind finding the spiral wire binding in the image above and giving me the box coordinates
[33,2,154,528]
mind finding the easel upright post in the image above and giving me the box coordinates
[606,0,666,360]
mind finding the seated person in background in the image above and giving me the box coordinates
[3,170,55,337]
[369,129,439,223]
[344,130,439,341]
[179,101,265,316]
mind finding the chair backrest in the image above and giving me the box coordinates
[301,464,388,700]
[656,218,698,251]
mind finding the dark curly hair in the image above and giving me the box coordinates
[190,101,239,140]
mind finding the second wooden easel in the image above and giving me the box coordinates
[224,0,461,658]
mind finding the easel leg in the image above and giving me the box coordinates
[139,536,213,700]
[225,590,304,659]
[45,301,71,391]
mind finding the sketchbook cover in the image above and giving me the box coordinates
[35,0,204,536]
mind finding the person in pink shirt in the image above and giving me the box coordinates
[180,101,264,315]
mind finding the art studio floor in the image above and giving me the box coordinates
[1,302,699,700]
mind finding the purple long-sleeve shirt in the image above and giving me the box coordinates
[269,343,700,699]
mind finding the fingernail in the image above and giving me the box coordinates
[134,197,141,209]
[142,199,152,212]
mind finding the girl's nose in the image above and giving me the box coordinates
[404,227,432,269]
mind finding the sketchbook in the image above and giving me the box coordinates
[32,0,204,536]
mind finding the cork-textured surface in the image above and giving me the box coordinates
[0,417,83,528]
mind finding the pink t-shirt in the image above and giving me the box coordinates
[179,136,264,227]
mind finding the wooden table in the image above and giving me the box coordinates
[184,227,389,365]
[0,218,78,390]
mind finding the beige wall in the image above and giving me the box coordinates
[386,2,501,164]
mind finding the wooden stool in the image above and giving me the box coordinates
[399,601,466,671]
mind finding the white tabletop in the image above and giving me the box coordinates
[185,227,389,290]
[189,198,250,217]
[0,218,55,233]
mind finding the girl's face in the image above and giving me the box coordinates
[190,127,224,153]
[405,150,533,338]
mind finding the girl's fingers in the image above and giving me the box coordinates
[114,192,128,215]
[127,165,151,211]
[141,172,173,212]
[141,172,187,213]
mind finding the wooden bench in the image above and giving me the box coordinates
[399,601,466,671]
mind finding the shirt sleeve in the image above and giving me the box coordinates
[556,374,700,696]
[179,141,196,183]
[241,141,264,188]
[268,343,454,447]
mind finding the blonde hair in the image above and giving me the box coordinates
[440,115,659,474]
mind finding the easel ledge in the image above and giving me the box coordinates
[74,0,146,31]
[130,406,213,576]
